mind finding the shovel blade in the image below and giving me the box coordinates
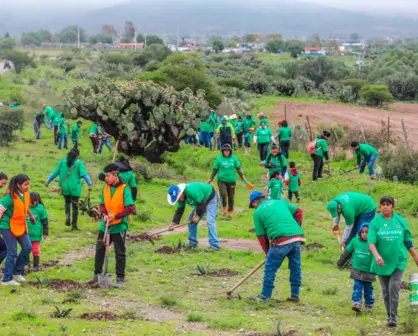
[98,273,113,289]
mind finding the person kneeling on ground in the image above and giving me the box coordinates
[337,223,375,313]
[89,163,136,288]
[249,191,305,302]
[168,182,219,252]
[351,142,379,180]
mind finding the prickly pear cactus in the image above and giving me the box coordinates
[62,80,211,162]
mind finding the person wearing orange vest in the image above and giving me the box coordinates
[90,163,136,288]
[0,174,35,286]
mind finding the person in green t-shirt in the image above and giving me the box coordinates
[351,141,379,179]
[285,161,301,202]
[368,196,418,327]
[207,144,252,218]
[199,112,217,149]
[10,100,20,109]
[229,114,237,128]
[42,104,56,131]
[45,148,93,231]
[311,131,331,181]
[254,122,274,164]
[71,121,82,147]
[235,116,245,149]
[277,120,292,159]
[264,144,287,178]
[89,123,99,155]
[27,192,49,272]
[57,116,68,150]
[89,163,136,289]
[337,223,376,313]
[327,192,376,246]
[244,128,254,156]
[216,117,235,149]
[258,113,269,127]
[0,172,9,273]
[53,112,62,145]
[249,192,305,302]
[268,171,282,200]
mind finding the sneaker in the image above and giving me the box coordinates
[1,280,20,286]
[32,266,40,273]
[365,304,373,312]
[287,296,300,303]
[92,152,97,155]
[227,211,233,219]
[204,246,219,253]
[14,275,26,283]
[113,278,124,289]
[296,197,301,203]
[249,295,268,302]
[71,227,81,232]
[87,274,98,284]
[388,315,397,327]
[260,161,264,165]
[370,174,377,180]
[352,303,362,312]
[65,219,71,227]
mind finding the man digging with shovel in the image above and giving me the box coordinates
[89,163,136,288]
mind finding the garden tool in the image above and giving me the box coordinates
[98,218,113,289]
[332,227,344,252]
[325,162,332,176]
[226,260,266,299]
[339,167,358,175]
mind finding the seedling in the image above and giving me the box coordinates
[196,263,210,276]
[51,305,73,318]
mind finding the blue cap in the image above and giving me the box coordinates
[249,191,265,208]
[220,116,227,122]
[167,184,187,205]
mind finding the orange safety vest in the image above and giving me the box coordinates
[104,183,127,225]
[10,192,30,237]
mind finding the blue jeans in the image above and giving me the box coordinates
[58,133,68,149]
[199,131,212,149]
[99,138,112,153]
[346,210,376,245]
[0,229,32,282]
[261,242,302,298]
[46,120,54,131]
[352,280,374,305]
[187,196,219,249]
[0,237,7,265]
[359,154,378,176]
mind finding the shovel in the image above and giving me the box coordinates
[226,260,266,299]
[332,228,345,252]
[98,220,113,289]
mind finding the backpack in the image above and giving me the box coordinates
[307,139,319,155]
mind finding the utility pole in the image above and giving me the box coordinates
[134,27,137,51]
[77,26,80,49]
[145,33,147,48]
[176,28,179,51]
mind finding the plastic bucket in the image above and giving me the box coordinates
[410,274,418,306]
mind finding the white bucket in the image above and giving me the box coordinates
[410,273,418,306]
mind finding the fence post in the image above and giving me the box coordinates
[306,116,313,141]
[356,113,367,143]
[401,118,411,152]
[387,116,390,147]
[284,105,287,121]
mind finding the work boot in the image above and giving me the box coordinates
[388,315,397,327]
[287,296,300,303]
[222,207,228,216]
[365,304,373,312]
[227,211,233,219]
[370,174,377,180]
[113,277,124,289]
[32,256,40,272]
[87,274,98,284]
[249,295,268,303]
[352,303,362,313]
[65,218,71,226]
[296,197,301,203]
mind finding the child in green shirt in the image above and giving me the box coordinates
[244,130,253,156]
[285,161,301,203]
[71,121,82,147]
[268,170,283,200]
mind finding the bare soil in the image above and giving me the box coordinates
[127,232,162,243]
[155,246,182,254]
[198,238,263,253]
[30,279,99,292]
[275,101,418,148]
[305,243,327,250]
[247,331,297,336]
[79,311,121,321]
[207,269,240,277]
[248,228,256,233]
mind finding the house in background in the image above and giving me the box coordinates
[304,47,325,55]
[114,42,144,49]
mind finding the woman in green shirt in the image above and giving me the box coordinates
[368,196,418,327]
[278,120,292,159]
[254,122,274,164]
[207,144,251,218]
[45,148,93,231]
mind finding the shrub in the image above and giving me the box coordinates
[359,85,393,107]
[160,296,179,308]
[187,313,204,322]
[336,86,357,103]
[341,78,365,98]
[385,73,418,100]
[3,49,36,74]
[103,53,132,65]
[217,78,245,90]
[245,73,269,94]
[0,108,25,146]
[379,146,418,183]
[144,60,161,72]
[273,79,296,96]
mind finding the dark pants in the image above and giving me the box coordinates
[64,195,80,229]
[346,210,376,246]
[311,154,324,181]
[72,139,78,148]
[237,132,244,148]
[54,125,59,145]
[0,229,32,282]
[352,279,374,305]
[90,136,99,153]
[0,237,7,265]
[217,181,236,211]
[288,190,300,201]
[258,143,270,161]
[33,119,42,139]
[280,140,290,158]
[379,269,403,317]
[199,131,212,149]
[220,136,232,148]
[94,230,126,280]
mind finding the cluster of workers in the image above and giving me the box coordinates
[0,106,415,329]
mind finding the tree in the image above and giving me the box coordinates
[0,108,24,147]
[265,39,284,53]
[349,33,360,43]
[326,39,339,52]
[3,50,35,74]
[243,34,260,43]
[266,33,283,41]
[226,39,239,48]
[309,34,322,48]
[101,24,118,42]
[0,37,17,51]
[59,26,87,44]
[299,57,349,87]
[21,32,42,47]
[136,33,145,43]
[146,35,164,46]
[89,34,113,44]
[4,32,10,38]
[121,21,135,43]
[38,30,53,43]
[284,40,305,58]
[211,36,224,53]
[359,85,394,107]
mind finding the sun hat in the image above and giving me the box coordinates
[167,184,187,205]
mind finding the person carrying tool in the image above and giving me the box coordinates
[249,191,305,302]
[327,192,376,247]
[90,163,136,289]
[167,182,219,251]
[254,122,275,164]
[310,131,331,181]
[33,111,45,140]
[89,123,100,155]
[277,120,292,158]
[350,142,378,180]
[42,104,56,131]
[337,223,376,313]
[286,161,301,203]
[264,144,287,178]
[27,192,48,272]
[98,126,112,154]
[207,144,252,218]
[71,121,82,147]
[45,148,93,231]
[216,117,235,148]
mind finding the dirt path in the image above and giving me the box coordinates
[275,101,418,148]
[199,238,263,253]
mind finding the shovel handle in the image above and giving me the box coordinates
[149,222,189,237]
[226,260,266,296]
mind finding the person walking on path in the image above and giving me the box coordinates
[229,114,237,128]
[89,123,100,155]
[207,144,252,218]
[42,104,56,131]
[45,148,92,231]
[98,126,112,154]
[71,121,82,148]
[244,114,256,132]
[286,161,301,202]
[337,223,376,313]
[0,173,9,276]
[264,144,287,178]
[27,192,48,272]
[168,182,220,251]
[258,113,269,127]
[327,192,376,247]
[52,112,62,145]
[216,117,235,148]
[268,171,283,200]
[33,111,45,140]
[278,120,292,158]
[311,131,331,181]
[90,163,136,289]
[235,116,245,149]
[368,196,418,327]
[244,128,254,156]
[351,142,379,179]
[199,112,217,149]
[254,122,275,164]
[0,174,35,286]
[57,115,68,150]
[249,192,305,302]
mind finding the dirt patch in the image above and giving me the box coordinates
[127,233,162,243]
[401,281,410,290]
[247,331,297,336]
[30,279,99,292]
[60,245,96,266]
[248,228,256,233]
[198,238,263,253]
[155,246,181,254]
[305,243,327,250]
[79,311,121,321]
[24,259,60,274]
[197,268,240,277]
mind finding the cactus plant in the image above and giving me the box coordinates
[62,80,211,162]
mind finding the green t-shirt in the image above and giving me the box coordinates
[89,124,98,136]
[255,127,273,144]
[10,103,21,109]
[265,153,287,177]
[200,112,217,133]
[243,117,256,131]
[0,194,24,230]
[329,192,376,225]
[278,126,292,142]
[100,184,134,234]
[253,200,304,239]
[355,144,378,164]
[35,111,46,124]
[59,118,67,134]
[346,236,373,273]
[287,170,301,192]
[235,121,244,134]
[213,154,241,183]
[71,125,81,140]
[44,106,56,121]
[312,138,329,158]
[268,178,283,200]
[52,158,88,197]
[245,132,252,143]
[258,117,269,127]
[229,119,237,127]
[53,115,62,127]
[176,183,213,209]
[27,203,48,242]
[119,170,137,188]
[368,213,412,276]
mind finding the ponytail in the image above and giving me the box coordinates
[67,148,80,167]
[6,174,30,196]
[30,192,43,206]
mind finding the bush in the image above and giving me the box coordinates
[144,60,161,72]
[336,86,357,103]
[3,49,35,74]
[273,79,296,96]
[245,73,269,94]
[103,53,132,65]
[217,78,245,90]
[385,73,418,100]
[379,146,418,183]
[187,313,204,322]
[359,85,394,107]
[0,108,25,146]
[341,78,365,98]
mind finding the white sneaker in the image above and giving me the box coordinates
[14,275,26,283]
[1,280,21,286]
